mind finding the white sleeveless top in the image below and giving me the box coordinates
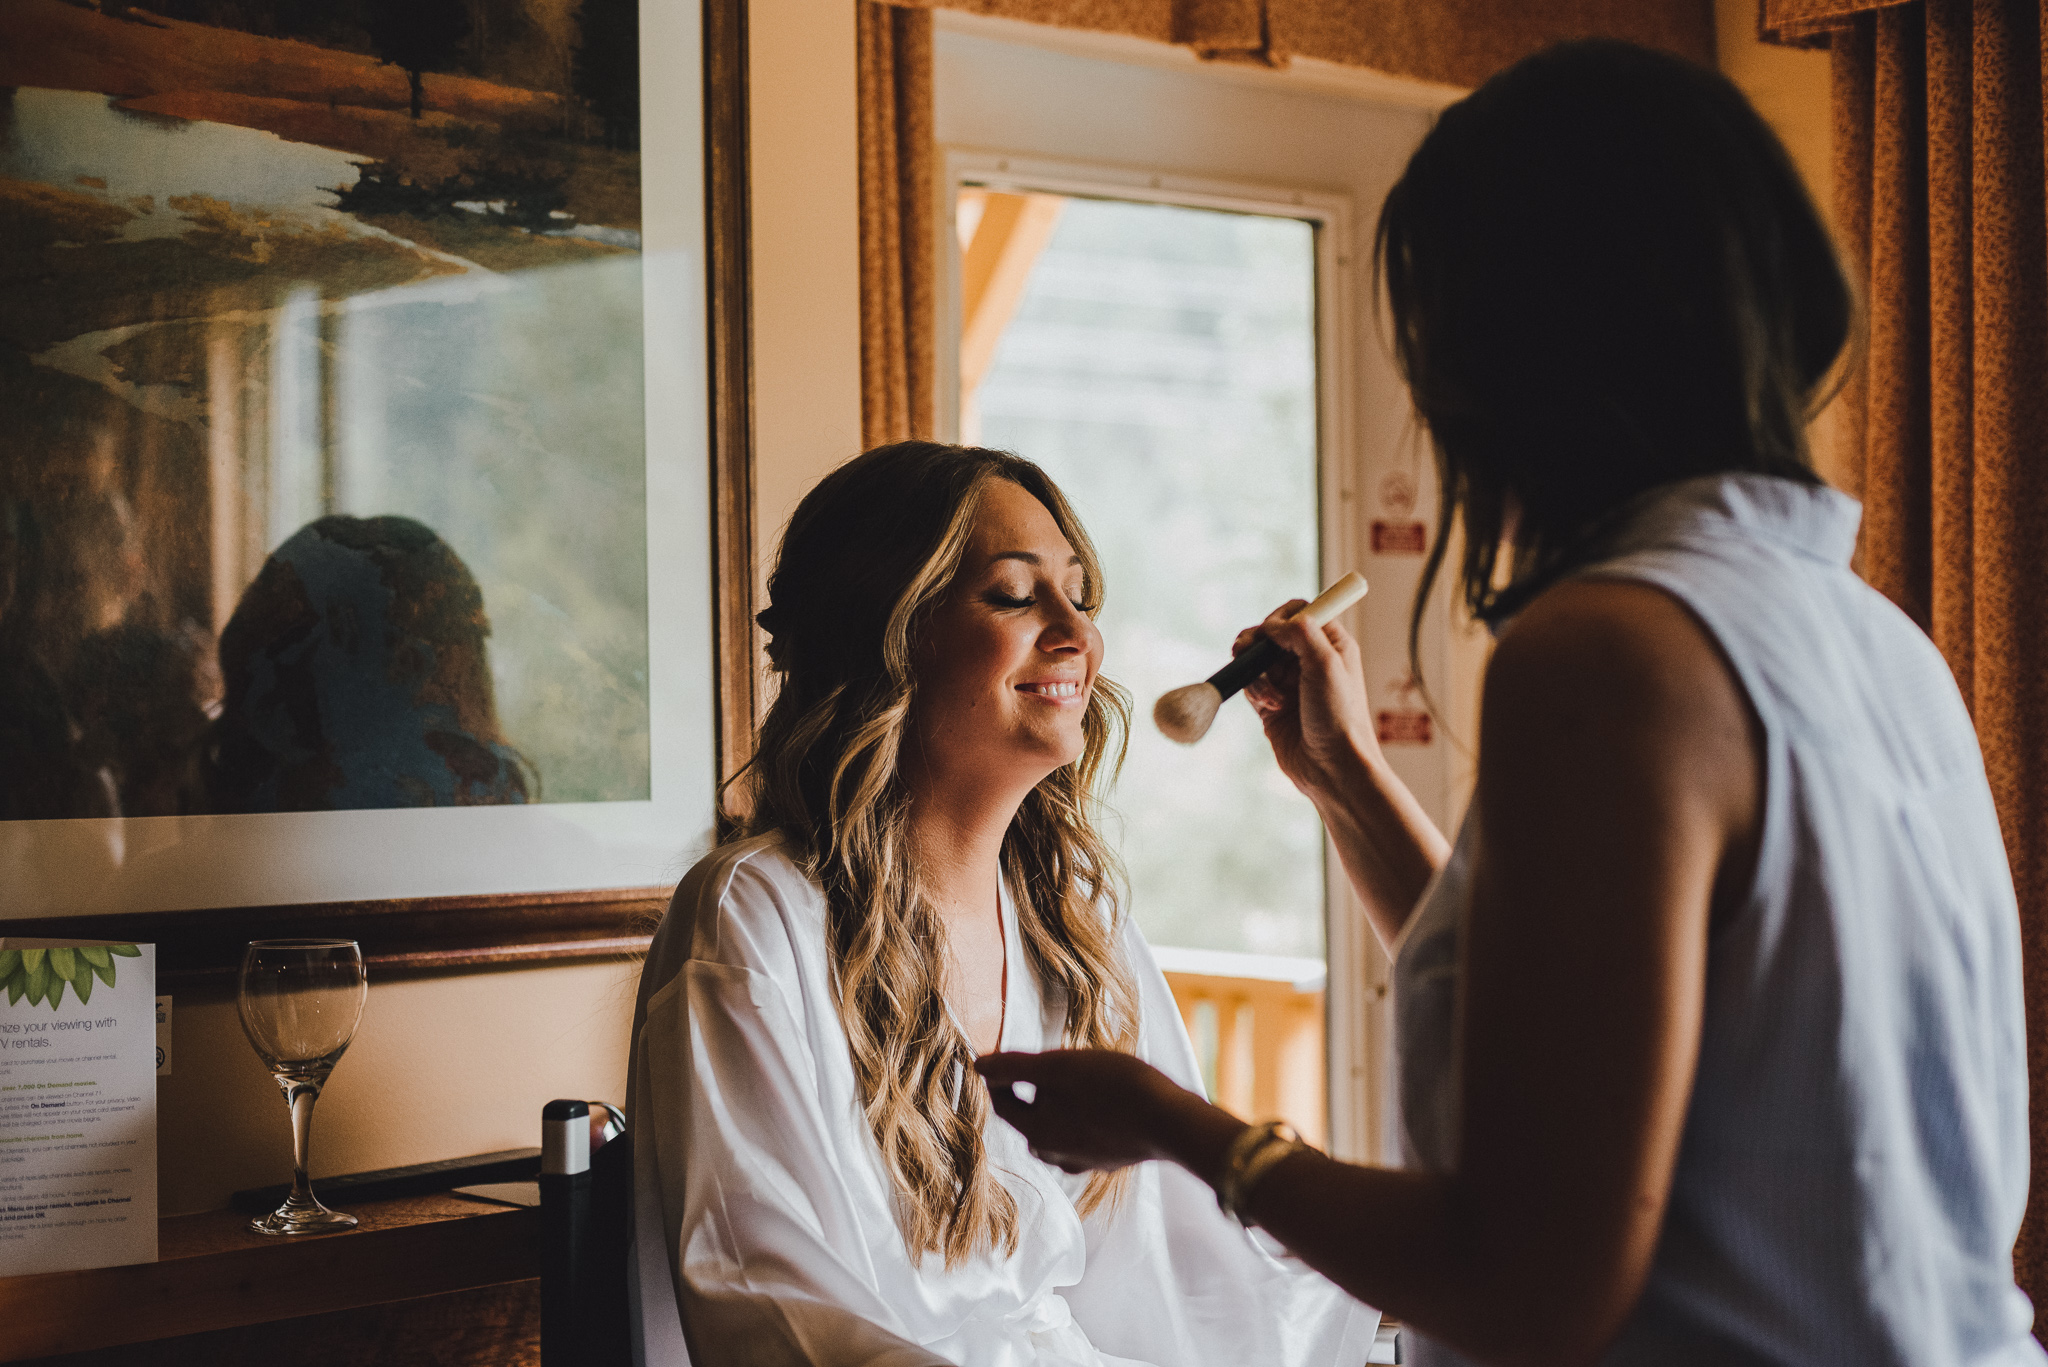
[1393,474,2044,1366]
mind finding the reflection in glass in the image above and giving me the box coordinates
[0,0,652,821]
[210,515,532,812]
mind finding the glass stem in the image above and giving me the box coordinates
[280,1075,323,1209]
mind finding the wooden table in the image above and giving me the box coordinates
[0,1193,540,1364]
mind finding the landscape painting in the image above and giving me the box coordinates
[0,0,651,823]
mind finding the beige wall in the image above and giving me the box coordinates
[1716,0,1833,221]
[159,961,638,1215]
[1713,0,1846,488]
[747,0,865,578]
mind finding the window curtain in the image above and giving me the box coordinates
[858,2,936,447]
[853,0,1714,445]
[1764,0,2048,1319]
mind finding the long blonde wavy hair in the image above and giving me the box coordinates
[732,441,1141,1266]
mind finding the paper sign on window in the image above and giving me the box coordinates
[1375,676,1435,747]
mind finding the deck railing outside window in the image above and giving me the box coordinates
[1154,948,1327,1147]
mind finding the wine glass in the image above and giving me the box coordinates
[238,939,367,1236]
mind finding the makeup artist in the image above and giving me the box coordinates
[978,39,2041,1367]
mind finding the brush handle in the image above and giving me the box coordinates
[1204,573,1370,702]
[1206,636,1286,700]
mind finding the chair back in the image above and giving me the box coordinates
[541,1099,636,1367]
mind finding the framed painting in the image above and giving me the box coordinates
[0,0,755,980]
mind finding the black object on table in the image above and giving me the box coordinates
[229,1147,542,1215]
[540,1099,637,1367]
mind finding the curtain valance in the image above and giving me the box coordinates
[876,0,1713,89]
[1760,0,1918,46]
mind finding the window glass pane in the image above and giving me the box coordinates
[972,196,1323,960]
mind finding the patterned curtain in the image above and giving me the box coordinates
[876,0,1713,84]
[1764,0,2048,1324]
[857,2,935,446]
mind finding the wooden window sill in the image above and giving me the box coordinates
[0,1193,538,1361]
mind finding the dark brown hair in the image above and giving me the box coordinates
[1375,39,1854,663]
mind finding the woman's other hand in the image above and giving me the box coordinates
[976,1050,1242,1177]
[1238,603,1380,806]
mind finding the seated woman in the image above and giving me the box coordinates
[627,442,1377,1366]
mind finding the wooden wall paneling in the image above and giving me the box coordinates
[19,1281,540,1367]
[0,889,668,988]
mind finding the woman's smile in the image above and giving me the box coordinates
[1016,677,1088,705]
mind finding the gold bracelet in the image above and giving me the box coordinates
[1216,1120,1307,1227]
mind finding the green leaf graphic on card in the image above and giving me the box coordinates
[0,944,138,1011]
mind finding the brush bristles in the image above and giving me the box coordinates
[1153,682,1223,745]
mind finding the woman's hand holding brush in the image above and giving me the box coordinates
[1238,597,1383,806]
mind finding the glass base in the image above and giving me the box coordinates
[249,1197,357,1236]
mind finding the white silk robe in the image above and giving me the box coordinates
[626,835,1377,1367]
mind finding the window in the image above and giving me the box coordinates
[958,181,1333,1140]
[937,19,1477,1160]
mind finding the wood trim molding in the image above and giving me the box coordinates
[1,889,669,990]
[706,0,760,819]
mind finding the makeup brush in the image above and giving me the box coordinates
[1153,572,1370,745]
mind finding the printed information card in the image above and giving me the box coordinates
[0,940,157,1276]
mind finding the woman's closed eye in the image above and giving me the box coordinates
[982,588,1096,613]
